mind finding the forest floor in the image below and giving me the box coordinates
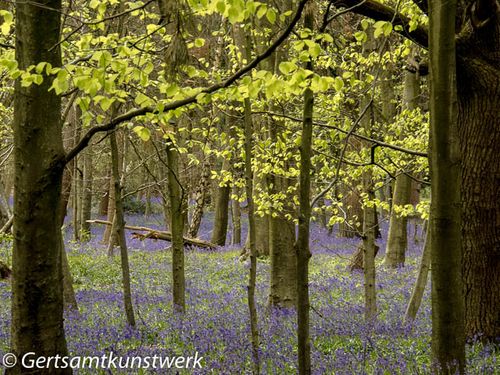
[0,213,498,374]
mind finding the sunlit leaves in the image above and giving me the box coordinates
[0,10,13,35]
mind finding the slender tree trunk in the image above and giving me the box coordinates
[243,96,260,375]
[231,188,242,245]
[80,147,93,237]
[362,173,377,321]
[110,131,136,326]
[429,0,465,371]
[9,1,70,372]
[405,220,431,322]
[102,171,116,245]
[71,118,82,242]
[166,136,186,312]
[210,158,230,246]
[297,7,314,374]
[239,26,260,372]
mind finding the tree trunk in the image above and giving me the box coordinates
[456,11,500,342]
[102,170,116,245]
[384,68,419,267]
[80,147,93,237]
[187,158,210,238]
[9,0,70,372]
[110,131,136,326]
[243,96,260,375]
[210,158,230,246]
[268,124,296,309]
[405,220,431,322]
[429,0,465,371]
[384,173,411,267]
[296,7,314,374]
[166,136,186,312]
[231,188,242,245]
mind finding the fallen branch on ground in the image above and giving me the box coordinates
[87,219,216,249]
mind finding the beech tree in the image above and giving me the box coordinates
[8,0,70,373]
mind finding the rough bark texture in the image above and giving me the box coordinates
[9,0,70,373]
[456,7,500,342]
[429,0,466,371]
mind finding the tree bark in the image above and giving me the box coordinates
[231,188,242,245]
[429,0,466,371]
[210,158,230,246]
[8,0,70,372]
[110,131,136,326]
[80,146,93,237]
[384,68,419,267]
[166,136,186,312]
[187,158,210,238]
[297,6,314,374]
[405,220,431,322]
[456,8,500,342]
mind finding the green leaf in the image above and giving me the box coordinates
[266,8,276,24]
[133,126,151,142]
[0,10,13,35]
[256,4,267,19]
[279,61,296,75]
[334,77,344,92]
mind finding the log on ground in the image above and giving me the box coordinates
[87,219,216,249]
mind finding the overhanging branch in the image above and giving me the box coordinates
[64,0,311,165]
[333,0,429,47]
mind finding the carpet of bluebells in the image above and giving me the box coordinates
[0,209,498,374]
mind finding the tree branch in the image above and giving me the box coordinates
[333,0,429,47]
[255,110,428,157]
[64,0,311,165]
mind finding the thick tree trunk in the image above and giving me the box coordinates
[456,11,500,342]
[166,136,186,312]
[268,130,296,308]
[110,131,136,326]
[210,159,230,246]
[9,1,70,373]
